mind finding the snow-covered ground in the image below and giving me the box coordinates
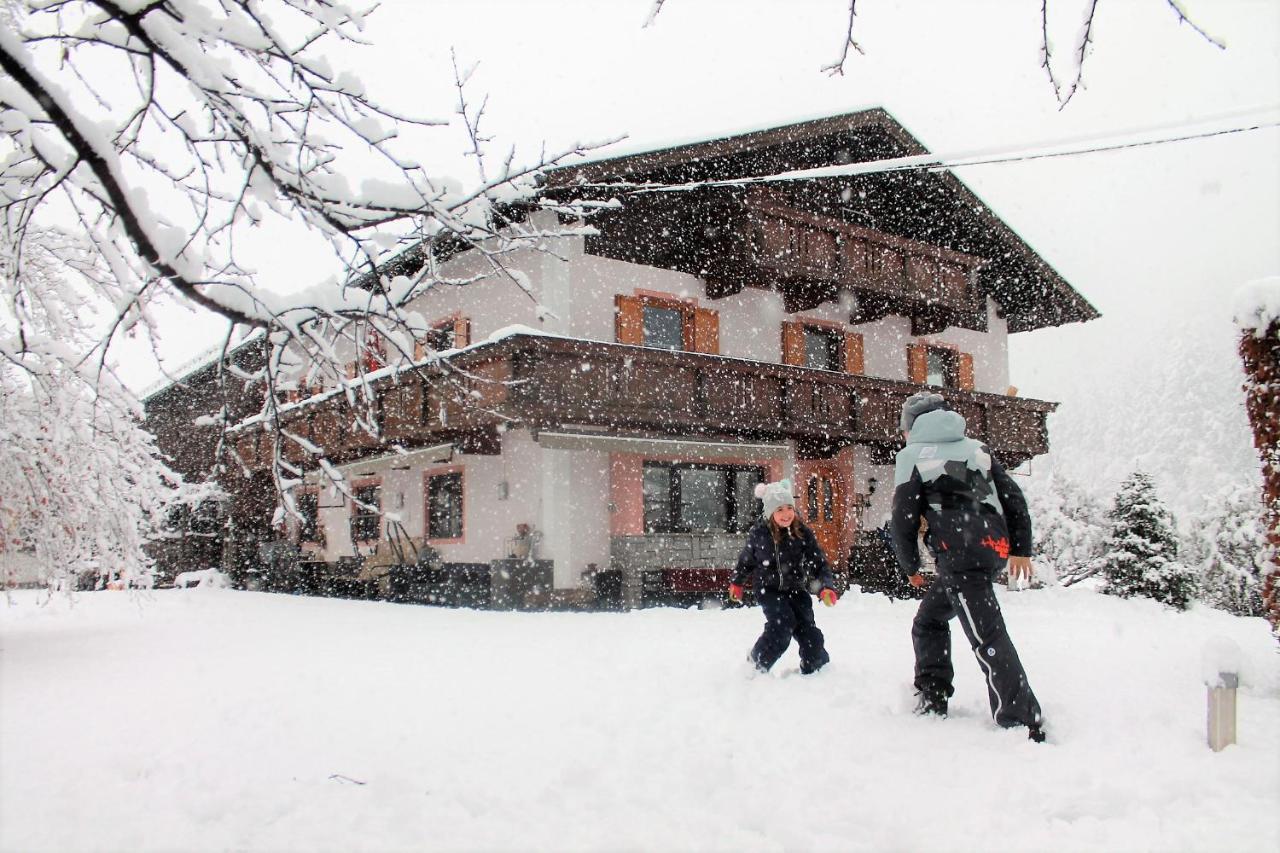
[2,587,1276,852]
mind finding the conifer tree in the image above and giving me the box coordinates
[1028,473,1109,586]
[1099,472,1197,609]
[1187,483,1270,617]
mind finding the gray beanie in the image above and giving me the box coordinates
[754,479,795,519]
[900,391,947,432]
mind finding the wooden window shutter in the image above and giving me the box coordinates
[615,295,644,345]
[781,321,805,366]
[693,307,719,355]
[957,352,975,391]
[844,332,865,375]
[907,344,927,384]
[453,317,471,348]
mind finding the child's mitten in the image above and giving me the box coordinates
[819,588,838,607]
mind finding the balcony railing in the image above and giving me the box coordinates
[241,334,1056,470]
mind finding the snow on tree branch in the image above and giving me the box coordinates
[0,0,619,525]
[0,227,207,592]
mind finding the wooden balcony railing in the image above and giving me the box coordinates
[238,334,1056,470]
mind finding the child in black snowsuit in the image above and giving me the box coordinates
[730,479,839,674]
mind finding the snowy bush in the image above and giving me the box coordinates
[1027,473,1109,586]
[1184,482,1271,618]
[0,233,201,592]
[1098,472,1197,609]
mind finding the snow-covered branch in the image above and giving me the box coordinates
[0,0,618,528]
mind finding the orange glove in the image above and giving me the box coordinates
[819,588,838,607]
[728,583,744,603]
[908,573,926,588]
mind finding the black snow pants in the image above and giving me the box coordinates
[912,573,1041,728]
[751,588,830,674]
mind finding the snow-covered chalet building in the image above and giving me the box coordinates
[224,109,1098,607]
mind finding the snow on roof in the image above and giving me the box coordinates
[1233,276,1280,336]
[140,328,265,402]
[551,103,886,171]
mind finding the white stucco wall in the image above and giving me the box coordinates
[305,428,612,585]
[546,250,1011,391]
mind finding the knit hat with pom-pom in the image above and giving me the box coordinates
[754,479,795,520]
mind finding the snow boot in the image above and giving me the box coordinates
[913,690,948,717]
[1027,724,1046,743]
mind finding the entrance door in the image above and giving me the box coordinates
[803,466,844,564]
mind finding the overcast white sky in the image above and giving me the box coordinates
[122,0,1280,509]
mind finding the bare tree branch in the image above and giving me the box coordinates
[1164,0,1226,50]
[820,0,864,77]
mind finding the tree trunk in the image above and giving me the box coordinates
[1239,322,1280,636]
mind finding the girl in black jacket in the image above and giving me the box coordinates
[729,479,839,674]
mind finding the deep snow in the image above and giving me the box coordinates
[1,587,1276,852]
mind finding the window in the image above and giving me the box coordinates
[783,322,863,374]
[297,492,321,542]
[908,343,973,390]
[615,293,719,354]
[425,323,455,352]
[350,484,381,543]
[642,305,685,350]
[642,463,764,534]
[926,346,959,388]
[807,475,835,523]
[416,316,471,360]
[427,471,464,539]
[803,327,842,371]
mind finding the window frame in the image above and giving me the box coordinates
[802,325,843,371]
[925,345,960,389]
[349,480,382,544]
[296,489,322,543]
[642,461,765,535]
[424,466,465,543]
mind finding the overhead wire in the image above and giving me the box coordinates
[572,107,1280,194]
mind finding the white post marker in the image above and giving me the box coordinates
[1201,636,1243,752]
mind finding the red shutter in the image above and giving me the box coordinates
[957,352,975,391]
[844,332,864,375]
[693,307,719,355]
[907,344,927,383]
[615,295,644,345]
[781,321,805,366]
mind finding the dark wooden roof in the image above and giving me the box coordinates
[542,108,1098,333]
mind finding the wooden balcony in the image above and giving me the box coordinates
[240,334,1056,470]
[740,193,988,334]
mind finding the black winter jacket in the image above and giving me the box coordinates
[890,409,1032,579]
[732,520,835,594]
